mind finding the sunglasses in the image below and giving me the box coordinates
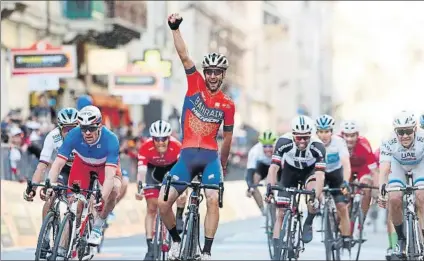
[61,125,78,133]
[204,69,223,76]
[395,128,414,136]
[294,135,311,142]
[80,125,99,133]
[153,137,169,142]
[263,145,273,149]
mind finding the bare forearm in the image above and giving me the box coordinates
[48,158,66,183]
[220,138,232,168]
[372,168,379,186]
[172,30,189,62]
[137,170,147,184]
[102,166,116,200]
[266,164,280,186]
[314,172,325,197]
[378,163,390,187]
[32,163,48,183]
[342,160,351,182]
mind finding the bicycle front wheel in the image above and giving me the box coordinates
[323,207,341,261]
[279,209,293,261]
[50,212,74,261]
[406,214,422,260]
[350,204,364,261]
[153,214,162,261]
[266,203,276,260]
[35,211,60,260]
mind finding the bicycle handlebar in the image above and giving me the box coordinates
[385,185,424,193]
[322,187,344,193]
[349,182,379,190]
[163,174,224,208]
[269,184,315,196]
[138,181,162,193]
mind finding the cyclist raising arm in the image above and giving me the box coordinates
[158,13,235,261]
[266,116,326,260]
[47,106,122,252]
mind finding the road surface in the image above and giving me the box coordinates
[1,209,390,260]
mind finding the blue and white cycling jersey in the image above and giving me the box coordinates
[58,126,120,168]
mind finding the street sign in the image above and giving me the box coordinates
[10,41,77,78]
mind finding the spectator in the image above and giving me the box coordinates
[31,93,57,127]
[8,126,26,182]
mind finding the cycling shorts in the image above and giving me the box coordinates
[388,159,424,187]
[325,167,348,203]
[276,163,315,208]
[67,155,122,195]
[163,148,222,193]
[144,162,176,199]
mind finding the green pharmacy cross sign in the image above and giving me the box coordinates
[133,49,172,79]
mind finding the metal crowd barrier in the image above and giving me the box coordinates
[1,144,38,181]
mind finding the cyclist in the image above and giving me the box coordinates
[23,107,79,258]
[375,148,397,260]
[46,105,122,255]
[340,120,379,222]
[135,120,186,260]
[315,114,352,248]
[266,115,326,260]
[245,130,279,215]
[158,13,235,261]
[378,110,424,257]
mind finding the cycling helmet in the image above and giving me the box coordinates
[149,120,172,137]
[57,108,79,126]
[419,113,424,128]
[76,95,93,110]
[341,120,359,134]
[77,105,102,126]
[315,114,335,130]
[202,52,229,70]
[291,115,313,134]
[392,110,416,129]
[258,130,278,145]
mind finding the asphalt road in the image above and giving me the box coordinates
[1,208,390,260]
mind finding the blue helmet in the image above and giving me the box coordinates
[76,95,93,110]
[420,114,424,128]
[315,114,335,130]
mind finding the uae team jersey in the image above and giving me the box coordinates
[58,126,120,168]
[181,67,235,150]
[137,136,181,172]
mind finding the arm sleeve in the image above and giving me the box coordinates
[311,142,327,171]
[223,102,235,132]
[271,138,292,165]
[57,129,77,160]
[106,134,120,167]
[39,134,54,164]
[245,168,256,187]
[379,140,393,163]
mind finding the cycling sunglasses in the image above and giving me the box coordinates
[204,69,224,76]
[60,124,78,133]
[263,145,273,149]
[293,135,311,142]
[153,137,169,142]
[80,125,99,133]
[395,128,414,136]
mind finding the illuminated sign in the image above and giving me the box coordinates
[133,49,172,78]
[10,41,77,78]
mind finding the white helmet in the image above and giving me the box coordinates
[77,105,102,126]
[340,120,359,134]
[202,52,229,69]
[149,120,172,138]
[291,115,314,134]
[57,107,79,126]
[393,110,416,128]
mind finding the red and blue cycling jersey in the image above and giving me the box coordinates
[181,67,235,150]
[58,126,120,168]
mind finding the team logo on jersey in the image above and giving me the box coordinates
[188,94,224,123]
[53,134,62,143]
[400,152,416,161]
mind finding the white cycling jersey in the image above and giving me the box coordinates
[39,127,74,167]
[246,142,272,169]
[272,132,326,171]
[380,128,424,166]
[323,135,349,172]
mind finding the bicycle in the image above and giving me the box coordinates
[49,172,102,261]
[267,182,315,261]
[348,173,379,261]
[138,181,172,261]
[383,171,424,261]
[163,173,224,261]
[320,186,344,261]
[25,179,68,260]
